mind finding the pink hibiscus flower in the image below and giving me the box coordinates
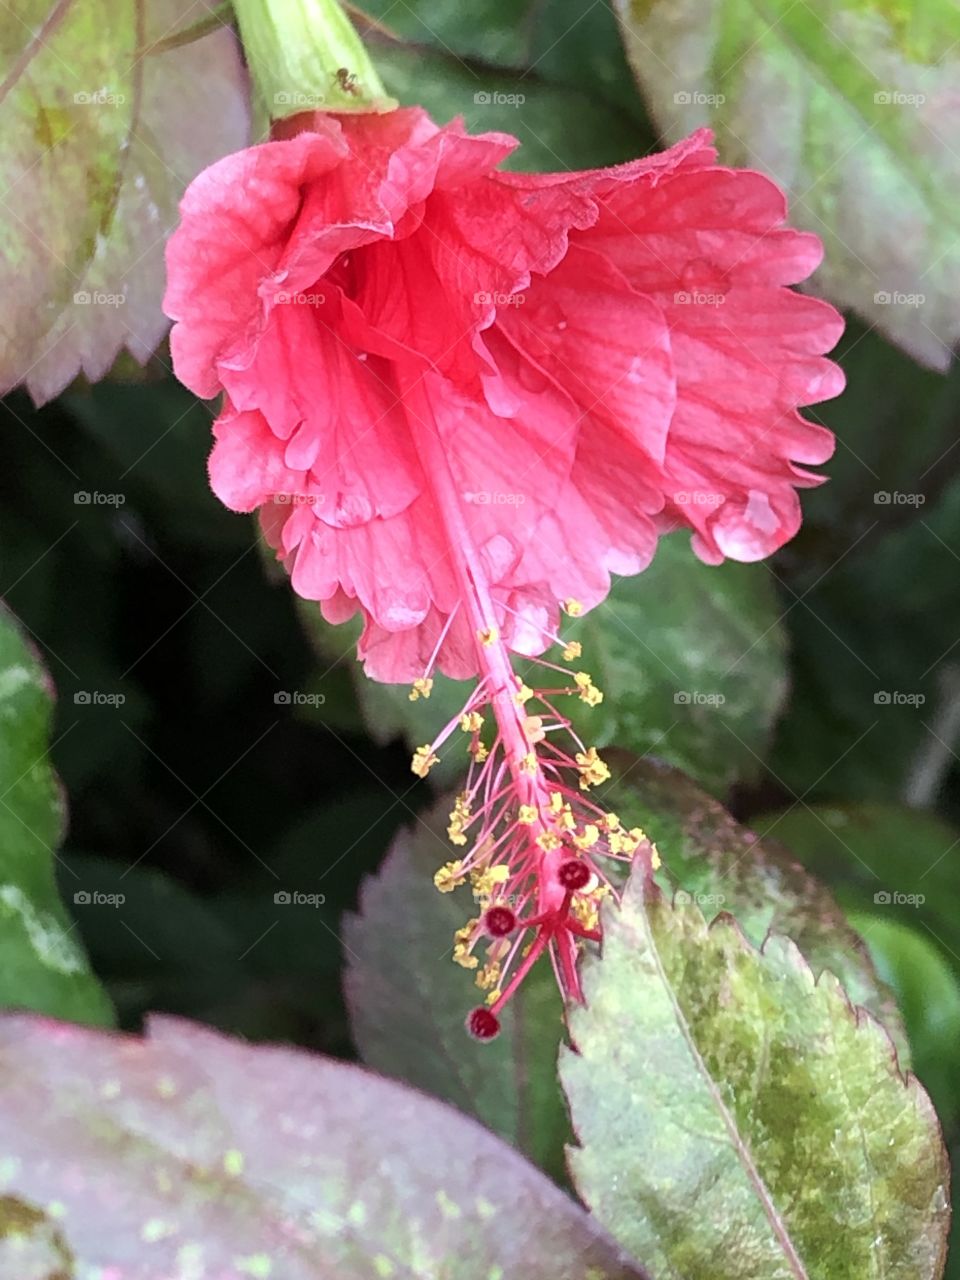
[164,107,843,1036]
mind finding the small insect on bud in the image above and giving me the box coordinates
[484,905,517,937]
[557,858,591,891]
[466,1006,501,1041]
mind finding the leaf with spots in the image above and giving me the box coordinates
[561,863,951,1279]
[344,798,571,1183]
[0,603,112,1026]
[602,753,908,1056]
[0,0,249,404]
[0,1014,649,1280]
[614,0,960,369]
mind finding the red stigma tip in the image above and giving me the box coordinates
[557,858,591,891]
[485,905,517,937]
[466,1007,501,1041]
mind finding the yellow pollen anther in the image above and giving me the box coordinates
[549,792,565,814]
[562,640,582,661]
[409,677,433,702]
[604,812,621,832]
[536,830,562,852]
[576,747,610,790]
[523,715,545,743]
[434,861,466,893]
[471,741,489,763]
[411,744,440,778]
[562,598,583,617]
[453,946,479,970]
[611,826,646,855]
[475,962,502,991]
[520,752,538,776]
[518,805,538,825]
[454,919,479,946]
[447,793,471,847]
[515,683,534,705]
[574,824,600,850]
[574,672,603,707]
[478,626,499,646]
[471,864,510,901]
[485,988,502,1006]
[460,711,484,733]
[650,841,662,870]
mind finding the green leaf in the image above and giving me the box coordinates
[300,533,788,796]
[561,865,951,1278]
[752,803,960,982]
[560,534,788,793]
[847,909,960,1131]
[343,799,570,1183]
[0,0,249,403]
[602,753,909,1057]
[0,1014,648,1280]
[0,604,112,1025]
[614,0,960,369]
[373,41,645,170]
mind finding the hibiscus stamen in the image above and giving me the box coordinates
[416,621,655,1033]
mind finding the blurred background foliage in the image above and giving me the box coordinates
[0,0,958,1271]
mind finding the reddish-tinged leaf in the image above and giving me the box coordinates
[0,1,249,404]
[0,1014,648,1280]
